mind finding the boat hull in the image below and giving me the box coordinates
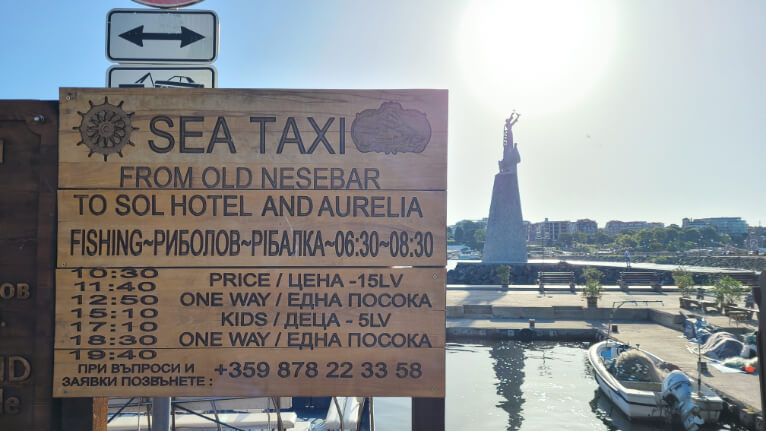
[588,341,723,423]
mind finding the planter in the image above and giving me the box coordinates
[586,297,598,308]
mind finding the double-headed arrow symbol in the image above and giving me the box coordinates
[119,25,204,48]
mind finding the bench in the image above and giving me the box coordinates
[537,271,575,292]
[700,300,720,313]
[680,297,697,309]
[715,272,759,287]
[724,305,755,320]
[728,311,749,326]
[618,271,661,291]
[679,298,718,313]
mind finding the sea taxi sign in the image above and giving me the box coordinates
[53,88,447,398]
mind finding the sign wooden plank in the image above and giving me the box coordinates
[59,162,446,191]
[58,88,447,191]
[53,347,444,398]
[54,267,446,348]
[57,190,445,267]
[55,310,445,349]
[55,89,447,399]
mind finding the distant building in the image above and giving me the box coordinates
[605,220,664,235]
[574,219,598,235]
[531,218,575,242]
[745,235,762,251]
[525,218,597,242]
[523,221,533,241]
[682,217,748,236]
[749,226,766,248]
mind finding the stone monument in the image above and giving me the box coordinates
[482,112,527,263]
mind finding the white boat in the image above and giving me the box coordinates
[588,340,723,431]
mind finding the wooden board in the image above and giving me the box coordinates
[0,101,59,430]
[57,190,446,267]
[55,89,447,398]
[53,267,446,348]
[53,347,444,398]
[58,89,447,191]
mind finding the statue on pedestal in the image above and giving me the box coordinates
[483,111,527,263]
[499,112,521,174]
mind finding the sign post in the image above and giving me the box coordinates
[104,2,219,427]
[54,89,447,403]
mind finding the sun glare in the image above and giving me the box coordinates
[458,0,617,115]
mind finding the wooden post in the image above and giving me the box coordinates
[93,398,108,431]
[152,397,171,431]
[412,397,445,431]
[60,398,107,431]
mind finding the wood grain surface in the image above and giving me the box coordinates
[54,267,446,348]
[53,347,445,398]
[59,89,447,191]
[54,88,447,400]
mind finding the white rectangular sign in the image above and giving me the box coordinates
[107,9,218,63]
[107,66,217,88]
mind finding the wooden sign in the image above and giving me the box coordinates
[58,89,446,190]
[57,189,446,267]
[0,101,59,429]
[54,89,447,397]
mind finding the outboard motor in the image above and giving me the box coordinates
[661,370,704,431]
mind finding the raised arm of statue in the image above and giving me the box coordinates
[499,113,522,173]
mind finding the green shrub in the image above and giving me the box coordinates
[711,275,746,308]
[582,267,603,298]
[495,265,511,285]
[672,267,695,298]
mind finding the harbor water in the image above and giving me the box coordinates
[372,341,747,431]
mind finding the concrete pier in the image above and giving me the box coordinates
[447,286,762,429]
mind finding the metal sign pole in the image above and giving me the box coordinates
[412,397,445,431]
[151,397,171,431]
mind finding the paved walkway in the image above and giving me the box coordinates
[447,286,757,330]
[448,259,761,274]
[446,286,762,419]
[450,286,669,309]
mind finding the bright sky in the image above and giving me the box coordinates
[1,0,764,228]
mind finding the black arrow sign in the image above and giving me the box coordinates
[119,25,205,48]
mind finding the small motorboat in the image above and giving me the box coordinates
[588,340,724,431]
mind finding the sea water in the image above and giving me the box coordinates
[372,341,746,431]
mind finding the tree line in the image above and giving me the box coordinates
[448,220,747,253]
